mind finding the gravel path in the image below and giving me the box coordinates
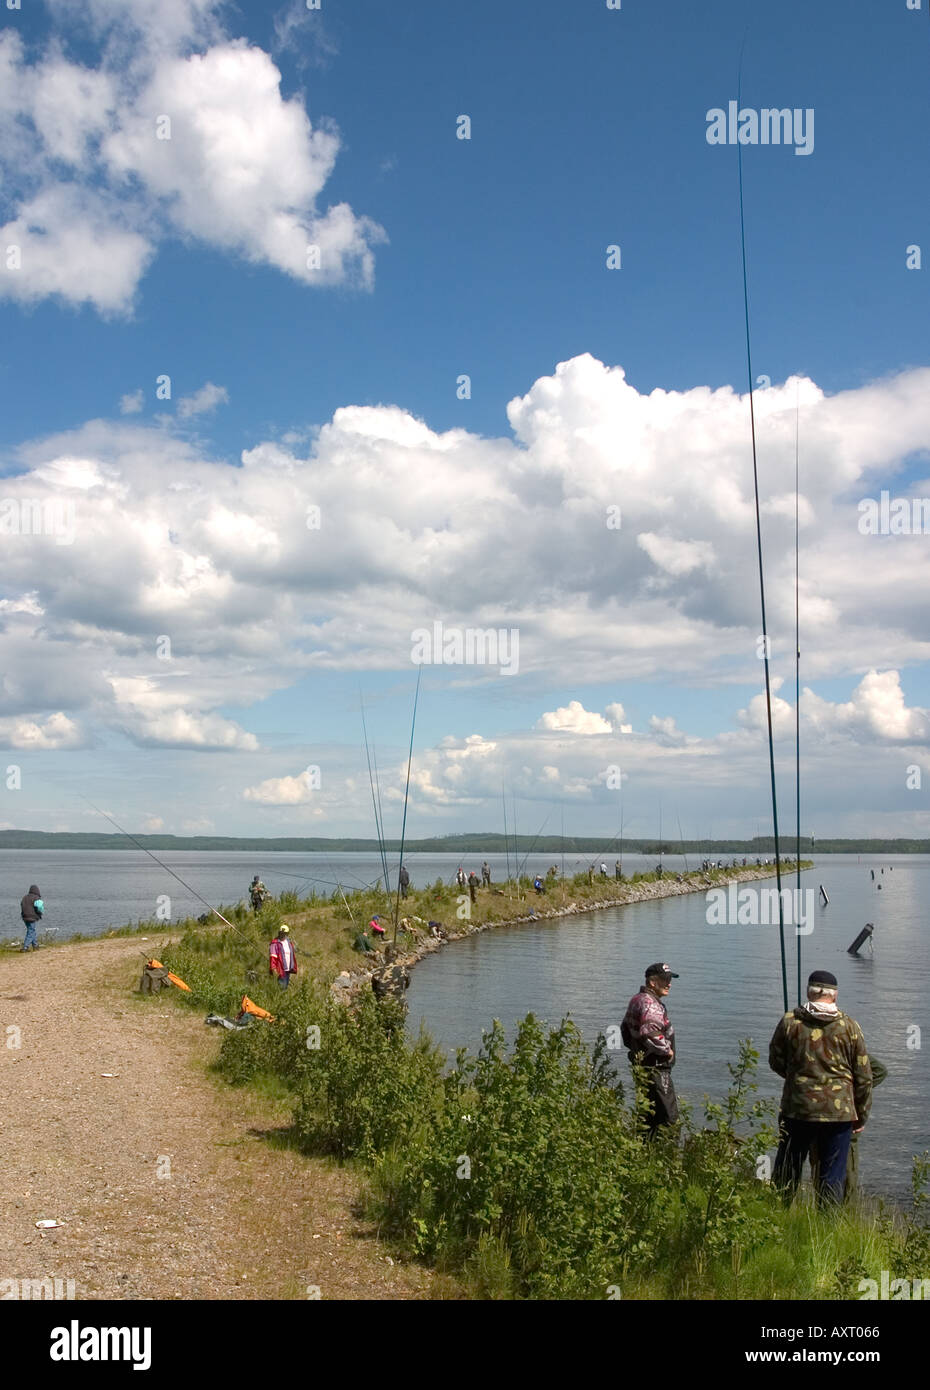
[0,936,447,1300]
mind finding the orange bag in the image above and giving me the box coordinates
[145,959,191,992]
[240,995,275,1021]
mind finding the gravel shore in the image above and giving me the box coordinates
[0,935,449,1300]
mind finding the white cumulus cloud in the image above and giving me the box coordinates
[243,771,317,805]
[536,701,612,735]
[177,382,229,419]
[0,711,85,750]
[0,6,384,314]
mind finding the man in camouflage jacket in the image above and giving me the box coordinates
[769,969,872,1206]
[372,952,410,1006]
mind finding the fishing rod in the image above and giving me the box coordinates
[517,810,552,881]
[372,744,390,890]
[676,811,690,874]
[511,794,518,884]
[392,665,422,943]
[737,39,789,1012]
[79,797,252,943]
[502,784,511,884]
[795,380,802,1006]
[360,693,391,894]
[580,818,633,879]
[272,867,381,894]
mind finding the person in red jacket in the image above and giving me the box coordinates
[269,925,298,990]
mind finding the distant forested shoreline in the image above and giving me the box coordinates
[0,830,926,855]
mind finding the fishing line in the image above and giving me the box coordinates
[676,811,689,874]
[517,810,552,881]
[360,692,391,894]
[79,796,252,943]
[795,380,802,1006]
[372,744,390,886]
[502,783,512,884]
[511,794,518,882]
[392,665,422,942]
[737,39,789,1012]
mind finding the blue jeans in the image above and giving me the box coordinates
[277,972,291,990]
[22,920,38,950]
[773,1117,854,1206]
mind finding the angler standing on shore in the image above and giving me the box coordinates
[398,864,410,899]
[20,884,44,951]
[481,861,492,886]
[249,875,268,911]
[768,969,872,1207]
[621,963,680,1134]
[269,925,298,990]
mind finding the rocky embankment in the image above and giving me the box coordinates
[329,864,806,1003]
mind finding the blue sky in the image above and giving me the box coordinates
[1,0,929,840]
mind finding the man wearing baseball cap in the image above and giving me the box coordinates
[621,963,680,1133]
[769,969,872,1206]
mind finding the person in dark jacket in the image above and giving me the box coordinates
[621,963,680,1133]
[398,865,410,899]
[21,885,44,951]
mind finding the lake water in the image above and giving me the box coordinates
[405,854,928,1203]
[0,847,704,941]
[2,847,924,1200]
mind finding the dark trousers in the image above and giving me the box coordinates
[773,1117,853,1206]
[636,1066,679,1132]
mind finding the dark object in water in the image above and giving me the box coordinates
[847,923,874,956]
[819,884,829,904]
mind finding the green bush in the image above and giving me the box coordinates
[291,994,447,1162]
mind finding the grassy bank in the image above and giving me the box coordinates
[115,864,928,1301]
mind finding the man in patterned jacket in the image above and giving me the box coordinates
[621,962,680,1133]
[769,969,872,1206]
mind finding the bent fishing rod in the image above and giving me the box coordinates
[80,796,252,944]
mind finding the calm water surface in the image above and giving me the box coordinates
[406,855,929,1202]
